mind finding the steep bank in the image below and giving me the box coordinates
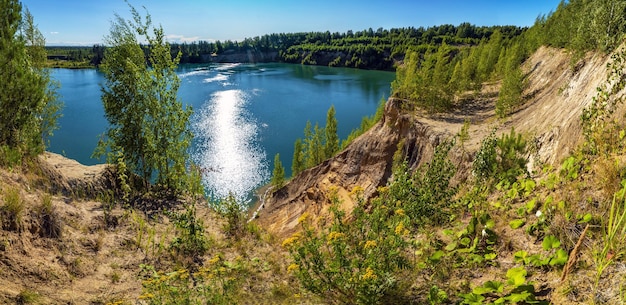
[255,46,616,237]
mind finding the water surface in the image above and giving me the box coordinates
[50,63,395,204]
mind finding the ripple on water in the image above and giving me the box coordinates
[191,89,268,205]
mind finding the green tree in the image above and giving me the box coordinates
[324,105,339,158]
[292,138,305,176]
[271,153,286,189]
[496,43,526,117]
[95,4,192,194]
[0,1,61,158]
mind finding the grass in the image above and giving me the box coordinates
[16,289,40,304]
[2,187,24,232]
[594,183,626,288]
[34,194,62,238]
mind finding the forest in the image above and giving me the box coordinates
[46,24,524,70]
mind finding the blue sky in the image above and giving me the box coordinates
[21,0,562,46]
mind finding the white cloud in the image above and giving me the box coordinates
[50,31,59,35]
[166,34,214,43]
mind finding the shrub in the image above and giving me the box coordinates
[388,140,457,227]
[170,200,208,258]
[283,188,410,304]
[473,128,528,186]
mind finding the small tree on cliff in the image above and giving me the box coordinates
[271,153,285,189]
[324,105,339,158]
[95,4,192,194]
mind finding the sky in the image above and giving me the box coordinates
[20,0,563,46]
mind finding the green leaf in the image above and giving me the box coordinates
[445,241,458,251]
[525,199,537,214]
[460,293,485,304]
[513,250,528,263]
[542,235,561,251]
[506,266,527,286]
[484,253,497,261]
[460,237,472,247]
[429,250,445,263]
[484,280,504,293]
[578,213,592,223]
[510,219,526,229]
[505,291,532,303]
[549,249,569,266]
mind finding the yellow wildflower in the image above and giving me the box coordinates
[287,263,299,272]
[395,208,405,216]
[361,267,377,281]
[394,222,405,236]
[298,212,310,224]
[327,231,345,243]
[138,293,154,300]
[282,234,300,248]
[208,255,220,265]
[350,185,364,197]
[364,240,377,249]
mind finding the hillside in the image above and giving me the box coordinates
[256,46,614,237]
[255,44,626,304]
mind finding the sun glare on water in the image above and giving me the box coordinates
[192,88,267,205]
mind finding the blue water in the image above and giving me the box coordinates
[49,63,395,203]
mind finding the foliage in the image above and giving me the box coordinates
[473,128,528,186]
[580,46,626,156]
[139,257,242,305]
[95,3,193,195]
[292,105,341,175]
[594,180,626,285]
[215,194,247,238]
[0,1,62,159]
[460,266,548,305]
[169,200,208,258]
[324,105,340,158]
[1,187,24,232]
[270,153,286,189]
[388,140,457,227]
[33,194,62,238]
[442,212,498,268]
[291,138,305,176]
[392,45,456,113]
[539,0,626,54]
[283,188,410,304]
[496,42,527,117]
[513,235,569,269]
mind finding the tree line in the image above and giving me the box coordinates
[48,23,525,70]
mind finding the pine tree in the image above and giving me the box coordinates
[0,1,61,157]
[271,153,285,189]
[292,138,305,176]
[324,105,339,158]
[496,44,525,117]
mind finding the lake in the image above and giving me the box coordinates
[49,63,395,204]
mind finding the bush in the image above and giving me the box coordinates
[170,201,208,259]
[473,128,528,186]
[283,188,410,304]
[388,140,457,227]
